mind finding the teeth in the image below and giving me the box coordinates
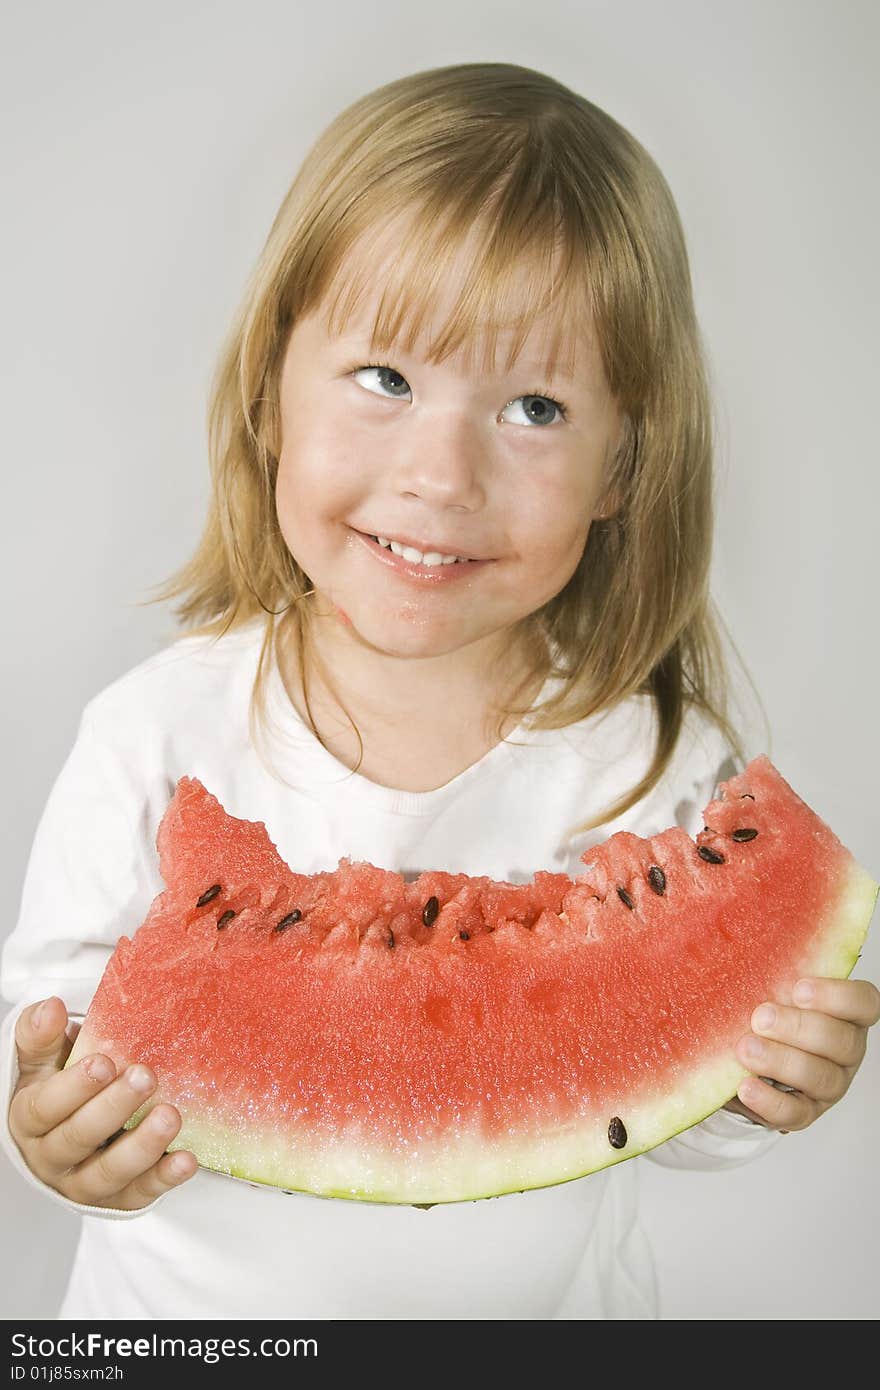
[375,536,466,566]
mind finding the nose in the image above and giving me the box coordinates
[389,410,488,511]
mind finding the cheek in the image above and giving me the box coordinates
[517,473,596,572]
[275,426,358,531]
[532,524,593,594]
[274,451,327,572]
[274,458,305,555]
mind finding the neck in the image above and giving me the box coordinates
[276,598,549,745]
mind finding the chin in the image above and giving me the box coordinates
[347,608,481,659]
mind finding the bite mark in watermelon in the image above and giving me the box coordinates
[66,756,877,1204]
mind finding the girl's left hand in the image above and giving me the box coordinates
[722,976,880,1131]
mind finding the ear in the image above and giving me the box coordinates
[593,492,623,522]
[593,468,623,523]
[594,414,630,519]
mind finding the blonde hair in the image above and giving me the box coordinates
[143,61,765,835]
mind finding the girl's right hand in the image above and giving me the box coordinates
[8,996,198,1210]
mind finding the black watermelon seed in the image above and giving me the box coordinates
[422,896,440,926]
[387,930,395,949]
[731,827,758,842]
[647,865,666,895]
[196,883,222,907]
[274,910,302,933]
[608,1117,628,1149]
[459,930,471,941]
[697,845,726,864]
[739,793,755,800]
[617,887,635,911]
[216,910,236,929]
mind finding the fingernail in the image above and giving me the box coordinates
[744,1035,766,1060]
[753,1004,776,1031]
[127,1064,154,1093]
[739,1078,763,1105]
[83,1055,114,1083]
[32,1001,44,1029]
[793,980,814,1005]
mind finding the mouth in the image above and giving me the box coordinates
[350,529,494,582]
[353,530,490,566]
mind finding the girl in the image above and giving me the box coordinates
[2,62,877,1321]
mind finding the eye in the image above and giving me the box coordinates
[352,362,412,400]
[502,391,568,427]
[350,363,569,426]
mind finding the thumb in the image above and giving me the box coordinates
[14,997,74,1083]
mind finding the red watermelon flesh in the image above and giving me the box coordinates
[66,756,877,1204]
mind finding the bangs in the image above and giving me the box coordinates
[320,191,597,386]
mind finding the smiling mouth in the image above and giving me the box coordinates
[356,531,486,566]
[351,529,493,581]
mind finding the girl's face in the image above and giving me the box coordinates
[275,240,622,667]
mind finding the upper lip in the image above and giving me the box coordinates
[354,528,490,562]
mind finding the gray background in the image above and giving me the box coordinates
[2,0,878,1319]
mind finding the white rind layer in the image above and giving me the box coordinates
[155,1049,751,1204]
[798,858,877,980]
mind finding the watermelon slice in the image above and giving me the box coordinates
[66,756,877,1205]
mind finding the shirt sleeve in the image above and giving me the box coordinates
[641,707,784,1170]
[1,705,173,1219]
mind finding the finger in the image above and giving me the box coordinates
[14,998,74,1081]
[62,1103,194,1206]
[736,1033,847,1104]
[790,977,880,1027]
[10,1052,118,1141]
[101,1149,200,1212]
[722,1096,773,1128]
[737,1075,818,1131]
[39,1064,159,1173]
[749,1002,867,1069]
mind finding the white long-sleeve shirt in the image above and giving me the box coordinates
[1,619,780,1319]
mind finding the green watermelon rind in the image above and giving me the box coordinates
[97,859,877,1206]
